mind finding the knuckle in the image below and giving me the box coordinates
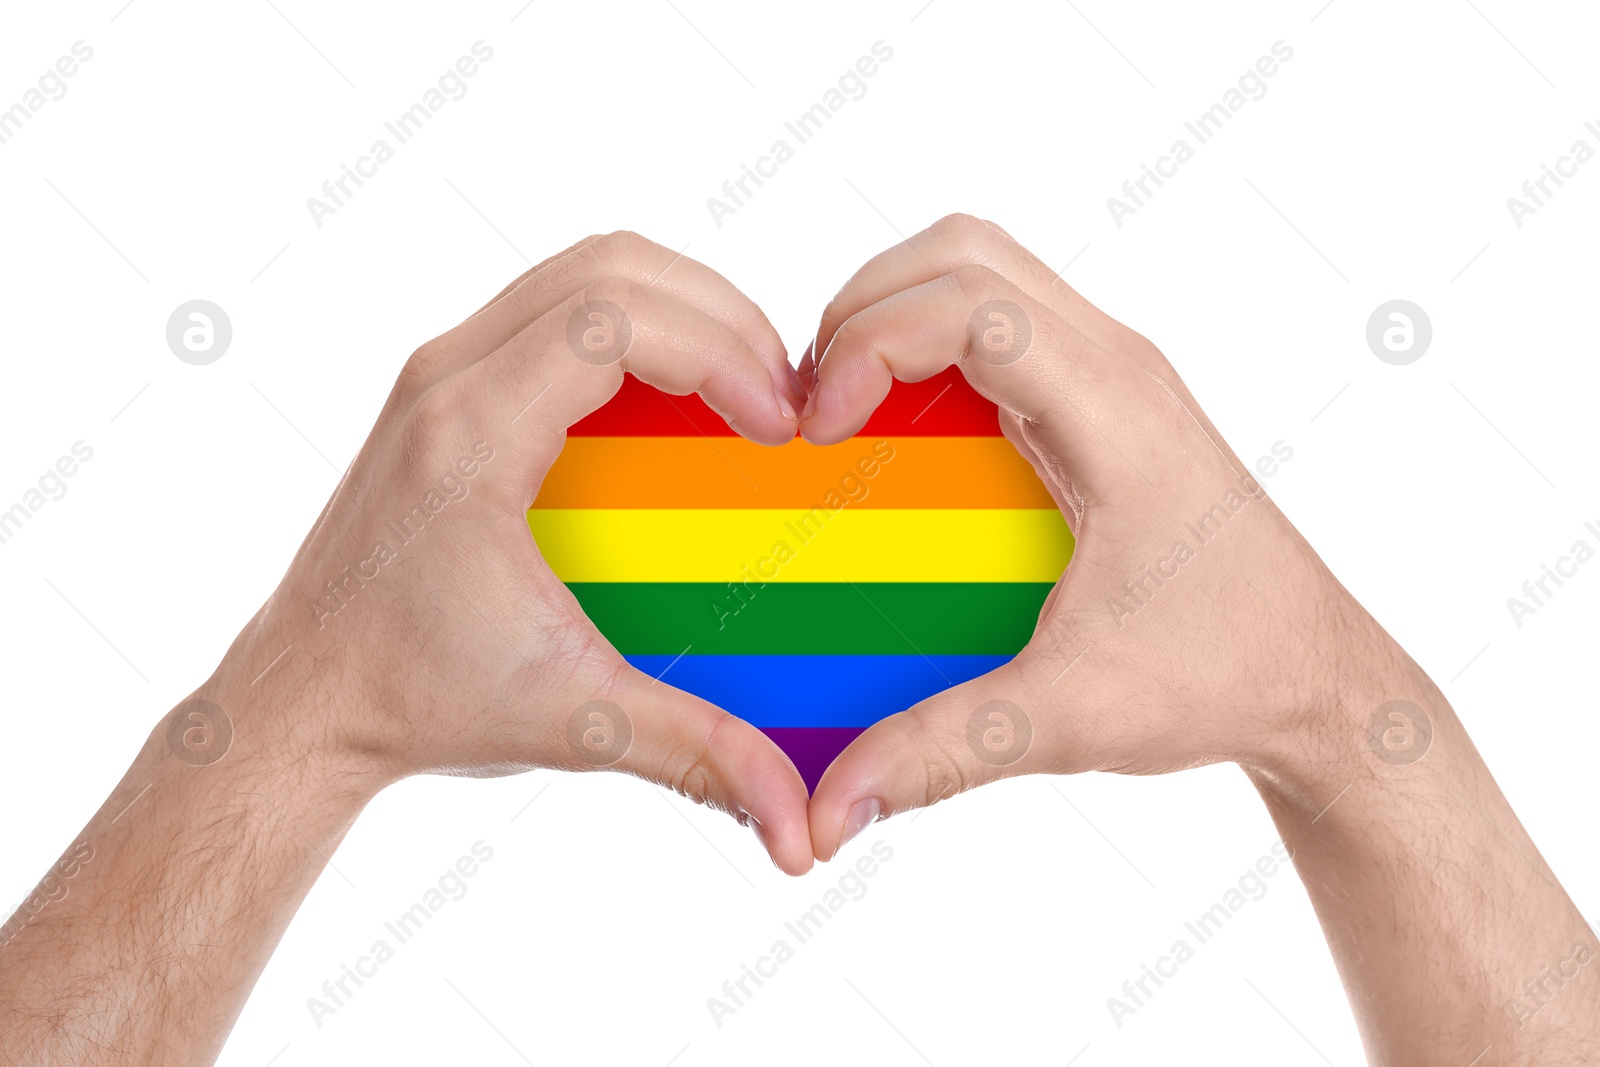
[402,378,473,461]
[594,229,652,266]
[533,244,592,294]
[932,212,992,246]
[1125,328,1170,368]
[828,313,869,359]
[670,753,717,807]
[920,746,971,810]
[662,710,735,807]
[900,705,973,807]
[395,341,447,397]
[951,262,1004,304]
[814,310,840,352]
[583,274,645,310]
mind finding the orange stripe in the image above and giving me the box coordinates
[533,436,1056,509]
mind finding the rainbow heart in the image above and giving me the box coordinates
[528,369,1073,789]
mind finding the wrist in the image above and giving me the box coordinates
[1248,573,1447,802]
[4,659,385,1067]
[185,624,394,810]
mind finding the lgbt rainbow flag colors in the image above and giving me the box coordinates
[527,367,1074,789]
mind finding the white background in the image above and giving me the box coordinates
[2,1,1597,1063]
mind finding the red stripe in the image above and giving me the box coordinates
[566,375,739,436]
[566,366,1002,437]
[858,366,1001,436]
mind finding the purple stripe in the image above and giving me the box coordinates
[760,727,866,793]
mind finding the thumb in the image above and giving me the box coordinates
[559,666,814,876]
[808,659,1052,862]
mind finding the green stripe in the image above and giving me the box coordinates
[566,582,1053,656]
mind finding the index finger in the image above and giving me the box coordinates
[812,213,1152,368]
[416,232,805,412]
[800,265,1168,508]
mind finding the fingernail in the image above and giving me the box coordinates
[836,797,880,856]
[800,385,819,422]
[773,382,797,421]
[784,360,807,408]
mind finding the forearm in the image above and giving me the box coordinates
[0,662,380,1065]
[1246,618,1598,1064]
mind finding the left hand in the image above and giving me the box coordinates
[796,214,1367,859]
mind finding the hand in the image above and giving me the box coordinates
[796,215,1600,1062]
[800,212,1350,841]
[230,231,815,872]
[0,234,822,1066]
[0,235,825,1067]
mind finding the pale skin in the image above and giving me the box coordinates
[803,215,1600,1062]
[0,220,1593,1064]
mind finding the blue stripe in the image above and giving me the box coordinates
[623,654,1011,727]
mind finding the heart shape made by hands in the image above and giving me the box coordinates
[528,369,1074,790]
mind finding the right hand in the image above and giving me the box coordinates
[212,231,816,872]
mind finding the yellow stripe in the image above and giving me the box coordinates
[526,508,1072,582]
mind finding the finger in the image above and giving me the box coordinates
[574,667,813,875]
[812,213,1150,365]
[392,234,603,398]
[467,233,603,317]
[797,339,817,393]
[810,214,1252,484]
[415,232,803,412]
[807,658,1071,862]
[800,266,1147,504]
[445,278,797,499]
